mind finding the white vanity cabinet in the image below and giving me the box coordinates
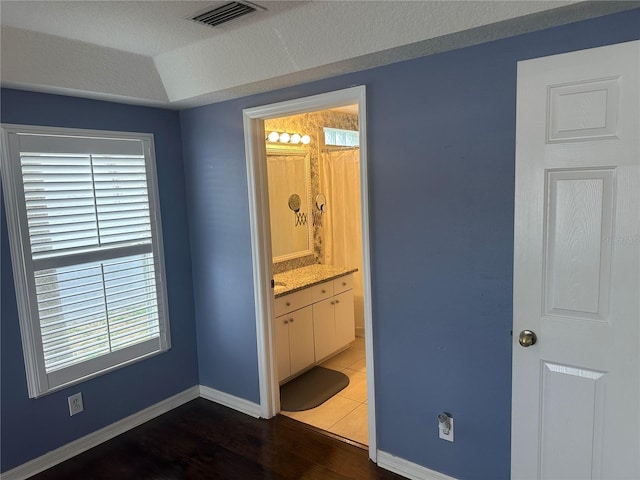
[312,276,355,362]
[274,288,314,383]
[274,272,355,383]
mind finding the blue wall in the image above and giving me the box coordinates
[1,9,638,479]
[180,101,261,399]
[0,90,199,472]
[180,9,640,480]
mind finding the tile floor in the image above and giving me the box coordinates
[281,337,369,445]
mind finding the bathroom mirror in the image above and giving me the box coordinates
[266,144,312,261]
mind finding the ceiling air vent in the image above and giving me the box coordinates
[189,2,263,28]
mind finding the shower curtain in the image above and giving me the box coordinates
[319,149,365,335]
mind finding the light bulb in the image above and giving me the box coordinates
[301,134,311,144]
[279,132,291,143]
[268,131,280,142]
[290,133,301,144]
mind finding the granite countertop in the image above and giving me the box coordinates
[273,264,358,298]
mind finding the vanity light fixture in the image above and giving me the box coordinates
[267,131,280,142]
[266,131,312,144]
[279,132,291,143]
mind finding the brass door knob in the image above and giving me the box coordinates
[518,330,537,347]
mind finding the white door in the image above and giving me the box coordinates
[512,40,639,480]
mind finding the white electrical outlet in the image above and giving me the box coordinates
[438,413,454,442]
[68,392,84,416]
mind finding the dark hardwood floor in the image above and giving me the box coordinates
[30,398,406,480]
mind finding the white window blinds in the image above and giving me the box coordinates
[23,153,152,259]
[1,126,170,397]
[35,253,160,372]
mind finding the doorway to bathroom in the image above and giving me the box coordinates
[266,108,366,445]
[243,86,377,460]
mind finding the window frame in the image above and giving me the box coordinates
[1,124,171,398]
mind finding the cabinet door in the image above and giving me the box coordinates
[275,314,291,382]
[288,306,314,376]
[313,297,336,362]
[334,290,355,349]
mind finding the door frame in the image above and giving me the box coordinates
[243,85,377,460]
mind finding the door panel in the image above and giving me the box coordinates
[540,363,606,480]
[512,40,639,479]
[544,170,614,320]
[547,77,620,142]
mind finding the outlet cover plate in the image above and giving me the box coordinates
[438,415,454,442]
[68,392,84,416]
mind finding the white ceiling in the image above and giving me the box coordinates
[0,1,307,56]
[1,1,636,109]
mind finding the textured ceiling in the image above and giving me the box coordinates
[1,1,637,109]
[0,1,307,56]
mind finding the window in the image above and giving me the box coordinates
[323,127,359,147]
[1,125,170,398]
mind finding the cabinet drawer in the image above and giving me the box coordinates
[311,281,334,303]
[333,274,353,294]
[274,288,312,317]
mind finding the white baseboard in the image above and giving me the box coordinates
[199,384,262,418]
[5,389,451,480]
[1,386,200,480]
[377,451,459,480]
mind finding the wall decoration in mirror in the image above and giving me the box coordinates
[288,193,301,212]
[288,194,308,227]
[314,193,326,227]
[267,144,312,261]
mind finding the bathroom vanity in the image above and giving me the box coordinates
[273,265,357,383]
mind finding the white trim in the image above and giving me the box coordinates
[0,386,200,480]
[1,384,428,480]
[242,85,378,461]
[1,129,48,397]
[377,451,459,480]
[243,111,280,419]
[198,385,262,418]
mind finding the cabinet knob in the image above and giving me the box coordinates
[286,302,291,306]
[321,289,326,294]
[284,320,289,324]
[335,300,340,304]
[342,282,347,286]
[289,318,294,323]
[330,301,335,305]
